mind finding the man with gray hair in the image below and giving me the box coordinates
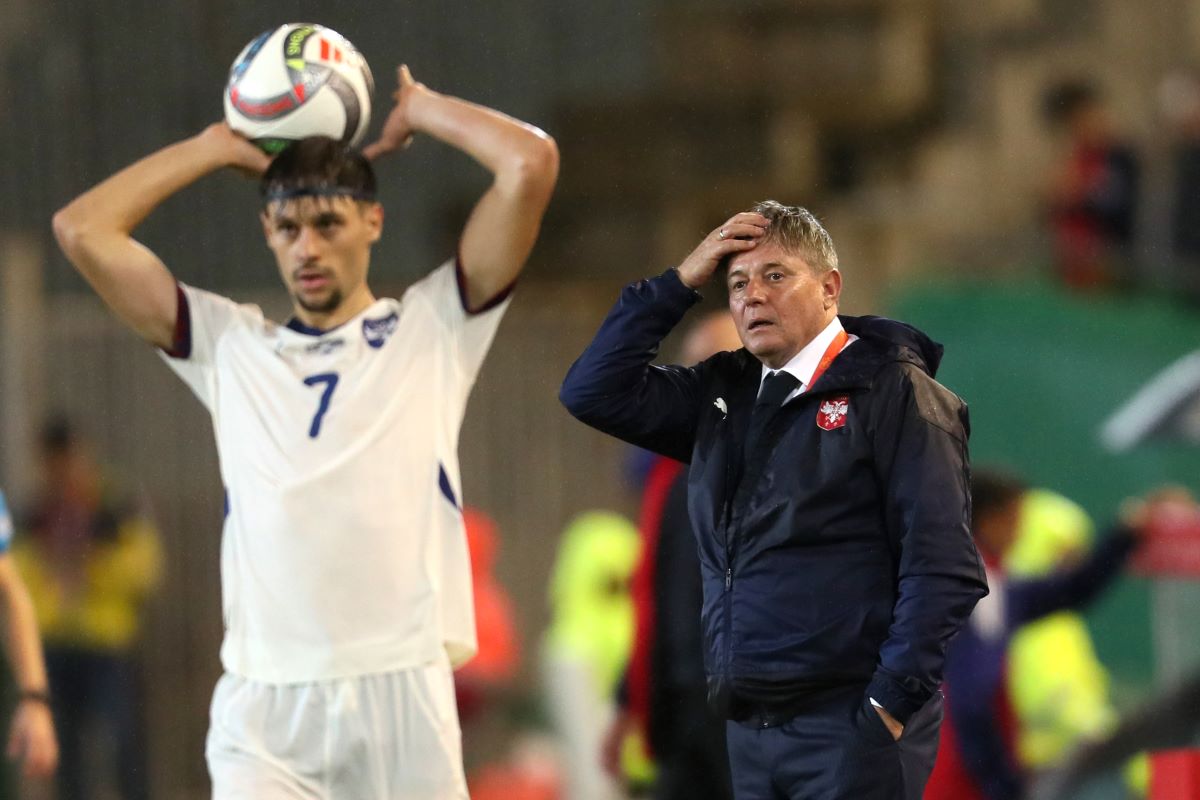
[560,201,987,799]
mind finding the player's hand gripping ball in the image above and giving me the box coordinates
[224,23,374,154]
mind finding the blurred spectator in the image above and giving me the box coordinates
[13,419,162,800]
[0,488,58,781]
[1043,80,1140,290]
[455,507,520,724]
[927,469,1171,800]
[541,511,643,800]
[1004,490,1148,794]
[469,732,562,800]
[455,507,522,782]
[604,312,740,800]
[1158,69,1200,300]
[1029,670,1200,800]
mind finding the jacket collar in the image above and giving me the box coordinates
[814,315,942,393]
[729,315,943,396]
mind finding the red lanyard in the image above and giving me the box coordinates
[806,329,850,390]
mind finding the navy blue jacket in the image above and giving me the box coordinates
[560,269,988,724]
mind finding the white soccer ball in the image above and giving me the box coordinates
[224,23,374,154]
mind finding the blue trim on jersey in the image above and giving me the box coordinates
[438,464,459,510]
[285,314,363,336]
[0,489,13,554]
[223,489,230,519]
[285,318,332,336]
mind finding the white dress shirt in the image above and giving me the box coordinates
[757,316,857,402]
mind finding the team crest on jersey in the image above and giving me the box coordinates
[362,312,399,349]
[816,396,850,430]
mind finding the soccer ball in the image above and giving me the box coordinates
[224,23,374,154]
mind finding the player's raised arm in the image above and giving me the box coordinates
[364,66,559,309]
[52,124,270,348]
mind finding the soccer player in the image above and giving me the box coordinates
[52,64,558,799]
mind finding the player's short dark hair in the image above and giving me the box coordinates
[1042,80,1101,126]
[970,467,1027,531]
[749,200,839,273]
[259,137,377,206]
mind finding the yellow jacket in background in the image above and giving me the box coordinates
[14,503,162,652]
[1005,489,1147,793]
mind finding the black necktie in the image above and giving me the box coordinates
[743,370,800,458]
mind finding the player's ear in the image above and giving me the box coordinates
[364,202,384,243]
[259,208,273,242]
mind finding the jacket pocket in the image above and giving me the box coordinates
[856,695,900,746]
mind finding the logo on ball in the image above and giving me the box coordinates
[224,23,373,153]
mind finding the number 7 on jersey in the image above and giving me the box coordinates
[303,373,340,438]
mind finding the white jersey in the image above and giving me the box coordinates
[161,260,508,683]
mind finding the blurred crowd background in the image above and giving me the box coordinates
[2,0,1200,797]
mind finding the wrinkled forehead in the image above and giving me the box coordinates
[725,243,815,278]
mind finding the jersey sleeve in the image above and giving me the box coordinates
[158,283,258,410]
[407,258,512,383]
[0,490,13,554]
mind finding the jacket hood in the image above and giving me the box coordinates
[840,315,944,378]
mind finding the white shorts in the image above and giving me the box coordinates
[206,657,467,800]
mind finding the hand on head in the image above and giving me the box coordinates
[199,122,272,177]
[362,65,423,160]
[675,212,770,289]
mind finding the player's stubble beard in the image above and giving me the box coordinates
[296,287,344,315]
